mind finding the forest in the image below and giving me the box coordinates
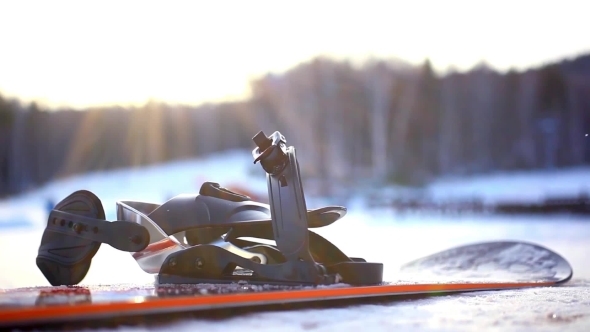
[0,54,589,197]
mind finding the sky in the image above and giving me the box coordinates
[1,0,589,109]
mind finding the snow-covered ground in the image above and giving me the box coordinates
[428,168,590,204]
[0,150,267,229]
[1,152,589,331]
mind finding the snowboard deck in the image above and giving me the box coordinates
[0,241,573,328]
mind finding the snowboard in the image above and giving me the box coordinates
[0,240,572,328]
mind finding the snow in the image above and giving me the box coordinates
[0,150,266,228]
[427,167,590,204]
[1,153,590,331]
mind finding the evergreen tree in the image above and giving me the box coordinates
[0,94,14,195]
[535,65,569,168]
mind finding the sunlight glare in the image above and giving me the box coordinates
[0,0,588,108]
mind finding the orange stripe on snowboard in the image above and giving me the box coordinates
[0,281,556,325]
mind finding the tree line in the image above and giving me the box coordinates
[0,54,589,197]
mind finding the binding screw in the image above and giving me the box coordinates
[195,258,203,269]
[169,258,177,267]
[73,223,82,234]
[250,256,261,263]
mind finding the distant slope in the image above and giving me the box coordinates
[0,150,265,228]
[427,167,590,203]
[1,150,590,228]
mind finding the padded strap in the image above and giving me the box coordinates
[48,210,149,252]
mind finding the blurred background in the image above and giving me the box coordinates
[0,0,589,288]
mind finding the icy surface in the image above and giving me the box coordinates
[157,281,590,332]
[1,153,590,331]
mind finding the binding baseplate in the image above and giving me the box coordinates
[37,130,383,286]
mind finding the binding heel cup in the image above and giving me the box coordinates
[36,190,105,286]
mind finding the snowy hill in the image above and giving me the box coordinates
[428,167,590,204]
[0,150,266,229]
[1,149,589,229]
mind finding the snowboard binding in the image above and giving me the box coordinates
[37,130,383,286]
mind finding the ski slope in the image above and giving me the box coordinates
[0,151,589,331]
[428,168,590,204]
